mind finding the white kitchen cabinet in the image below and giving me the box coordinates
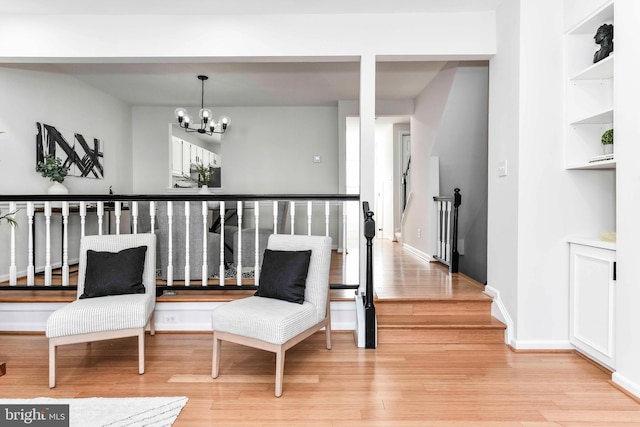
[171,138,183,176]
[181,141,191,176]
[569,241,616,370]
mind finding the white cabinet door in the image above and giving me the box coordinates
[191,146,204,166]
[182,141,191,175]
[569,243,616,370]
[171,138,183,176]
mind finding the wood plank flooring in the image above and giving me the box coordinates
[1,332,639,425]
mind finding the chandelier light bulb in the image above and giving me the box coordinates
[174,107,187,122]
[199,108,212,121]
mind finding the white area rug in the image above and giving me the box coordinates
[0,396,188,427]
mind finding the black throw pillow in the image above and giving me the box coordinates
[80,245,148,299]
[255,249,312,304]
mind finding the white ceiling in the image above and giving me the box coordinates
[1,1,498,119]
[0,0,503,15]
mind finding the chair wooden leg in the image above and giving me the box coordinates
[138,330,145,374]
[212,333,220,379]
[275,346,285,397]
[49,341,56,388]
[150,312,155,336]
[325,298,332,350]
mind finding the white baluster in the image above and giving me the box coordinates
[254,201,260,285]
[342,203,347,254]
[290,201,295,235]
[62,202,69,286]
[167,201,173,287]
[97,201,104,236]
[202,201,208,286]
[80,202,86,238]
[44,202,52,286]
[149,201,156,235]
[27,202,34,286]
[273,201,278,234]
[184,201,190,286]
[219,201,225,286]
[437,201,443,259]
[115,201,121,235]
[307,200,312,236]
[236,201,243,286]
[132,201,139,234]
[9,201,16,285]
[325,201,330,237]
[445,201,451,262]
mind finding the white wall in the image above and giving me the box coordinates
[487,0,521,342]
[133,105,338,194]
[406,64,457,256]
[430,63,489,283]
[608,0,640,400]
[0,66,132,280]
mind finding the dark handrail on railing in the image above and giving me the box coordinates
[433,188,461,274]
[0,193,361,293]
[402,156,411,211]
[362,201,376,349]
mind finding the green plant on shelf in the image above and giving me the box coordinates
[0,210,17,227]
[182,161,213,187]
[36,154,69,183]
[601,129,613,145]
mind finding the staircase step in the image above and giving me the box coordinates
[375,297,493,317]
[377,315,505,329]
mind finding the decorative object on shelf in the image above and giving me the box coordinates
[37,154,70,195]
[601,128,614,155]
[593,23,613,63]
[36,122,104,179]
[175,75,230,136]
[599,231,616,242]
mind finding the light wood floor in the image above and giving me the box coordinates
[2,239,639,424]
[1,332,639,426]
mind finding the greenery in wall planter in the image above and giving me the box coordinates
[36,154,69,183]
[182,161,213,188]
[601,129,613,155]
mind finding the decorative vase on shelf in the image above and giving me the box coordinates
[198,185,210,195]
[603,144,614,155]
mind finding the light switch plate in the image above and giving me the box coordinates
[498,160,507,177]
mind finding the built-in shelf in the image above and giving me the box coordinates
[567,236,616,251]
[566,158,616,170]
[567,0,614,35]
[569,108,614,125]
[570,54,614,81]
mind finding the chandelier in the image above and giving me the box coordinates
[174,75,230,136]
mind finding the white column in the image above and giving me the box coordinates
[273,201,279,234]
[114,201,121,235]
[79,202,86,238]
[27,202,34,286]
[219,201,225,285]
[97,201,104,236]
[61,202,69,286]
[132,201,139,234]
[8,201,16,285]
[254,201,260,284]
[359,54,376,292]
[184,201,190,286]
[202,201,208,286]
[44,201,52,286]
[325,201,330,237]
[307,200,313,236]
[166,201,173,286]
[289,201,295,235]
[149,201,156,235]
[236,201,243,286]
[342,203,348,254]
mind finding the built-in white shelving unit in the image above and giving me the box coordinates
[565,0,614,170]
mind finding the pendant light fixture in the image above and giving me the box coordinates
[175,75,230,136]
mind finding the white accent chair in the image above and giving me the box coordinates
[211,234,332,397]
[46,233,157,388]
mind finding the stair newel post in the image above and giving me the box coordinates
[363,202,376,349]
[450,188,461,274]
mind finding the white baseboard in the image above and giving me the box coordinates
[401,243,434,262]
[612,372,640,400]
[0,300,356,333]
[484,285,514,346]
[511,340,574,350]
